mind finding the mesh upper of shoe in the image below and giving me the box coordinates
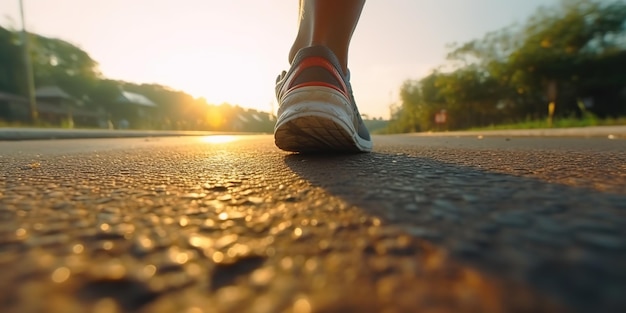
[275,46,371,141]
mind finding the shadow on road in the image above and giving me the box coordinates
[283,152,626,312]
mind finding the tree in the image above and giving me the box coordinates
[0,26,26,95]
[388,0,626,133]
[29,33,101,105]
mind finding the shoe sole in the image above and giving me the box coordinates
[274,88,372,153]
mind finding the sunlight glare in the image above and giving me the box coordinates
[200,135,239,144]
[154,49,271,113]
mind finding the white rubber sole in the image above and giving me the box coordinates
[274,87,373,153]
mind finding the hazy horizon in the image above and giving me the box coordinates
[1,0,555,119]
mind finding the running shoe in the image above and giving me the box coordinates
[274,46,373,153]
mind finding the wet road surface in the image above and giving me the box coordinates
[1,135,625,313]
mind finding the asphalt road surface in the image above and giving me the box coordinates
[1,134,625,313]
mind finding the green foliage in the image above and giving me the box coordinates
[0,26,25,95]
[115,82,274,132]
[470,115,626,131]
[29,32,101,101]
[0,25,275,132]
[363,118,389,134]
[388,0,626,133]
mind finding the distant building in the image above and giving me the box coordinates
[0,91,31,122]
[116,91,158,129]
[34,86,103,127]
[0,87,105,127]
[34,86,75,126]
[35,86,74,106]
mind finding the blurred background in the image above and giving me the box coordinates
[0,0,624,133]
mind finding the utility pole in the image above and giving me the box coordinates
[19,0,38,122]
[269,100,275,121]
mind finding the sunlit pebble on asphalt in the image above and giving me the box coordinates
[293,297,312,313]
[281,257,294,270]
[200,219,215,228]
[47,191,64,198]
[265,247,276,257]
[270,221,292,235]
[215,234,239,250]
[293,227,303,238]
[137,236,154,250]
[248,196,264,204]
[318,240,330,250]
[250,267,275,286]
[202,183,228,192]
[227,211,246,220]
[258,213,271,223]
[185,307,203,313]
[217,194,232,201]
[218,212,229,220]
[72,244,84,254]
[142,264,157,279]
[37,253,55,268]
[216,286,249,310]
[212,251,225,263]
[51,267,71,283]
[305,258,318,272]
[477,135,484,139]
[102,241,114,251]
[19,162,41,170]
[185,263,202,277]
[227,243,251,258]
[293,227,302,237]
[371,217,382,227]
[168,248,190,264]
[64,255,83,269]
[148,277,167,293]
[189,234,213,249]
[15,228,27,238]
[608,134,616,139]
[147,214,159,224]
[99,261,126,280]
[180,193,206,200]
[92,298,120,313]
[117,224,136,238]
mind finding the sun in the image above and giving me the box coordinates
[200,135,239,144]
[153,48,274,114]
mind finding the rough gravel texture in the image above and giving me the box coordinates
[0,135,624,313]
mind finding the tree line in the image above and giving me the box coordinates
[0,25,274,132]
[386,0,626,133]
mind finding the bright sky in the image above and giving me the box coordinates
[1,0,554,119]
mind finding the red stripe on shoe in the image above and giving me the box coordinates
[279,56,350,101]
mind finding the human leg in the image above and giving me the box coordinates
[289,0,365,73]
[273,0,372,153]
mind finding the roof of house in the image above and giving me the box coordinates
[118,91,157,107]
[35,86,73,99]
[0,91,28,102]
[0,91,78,115]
